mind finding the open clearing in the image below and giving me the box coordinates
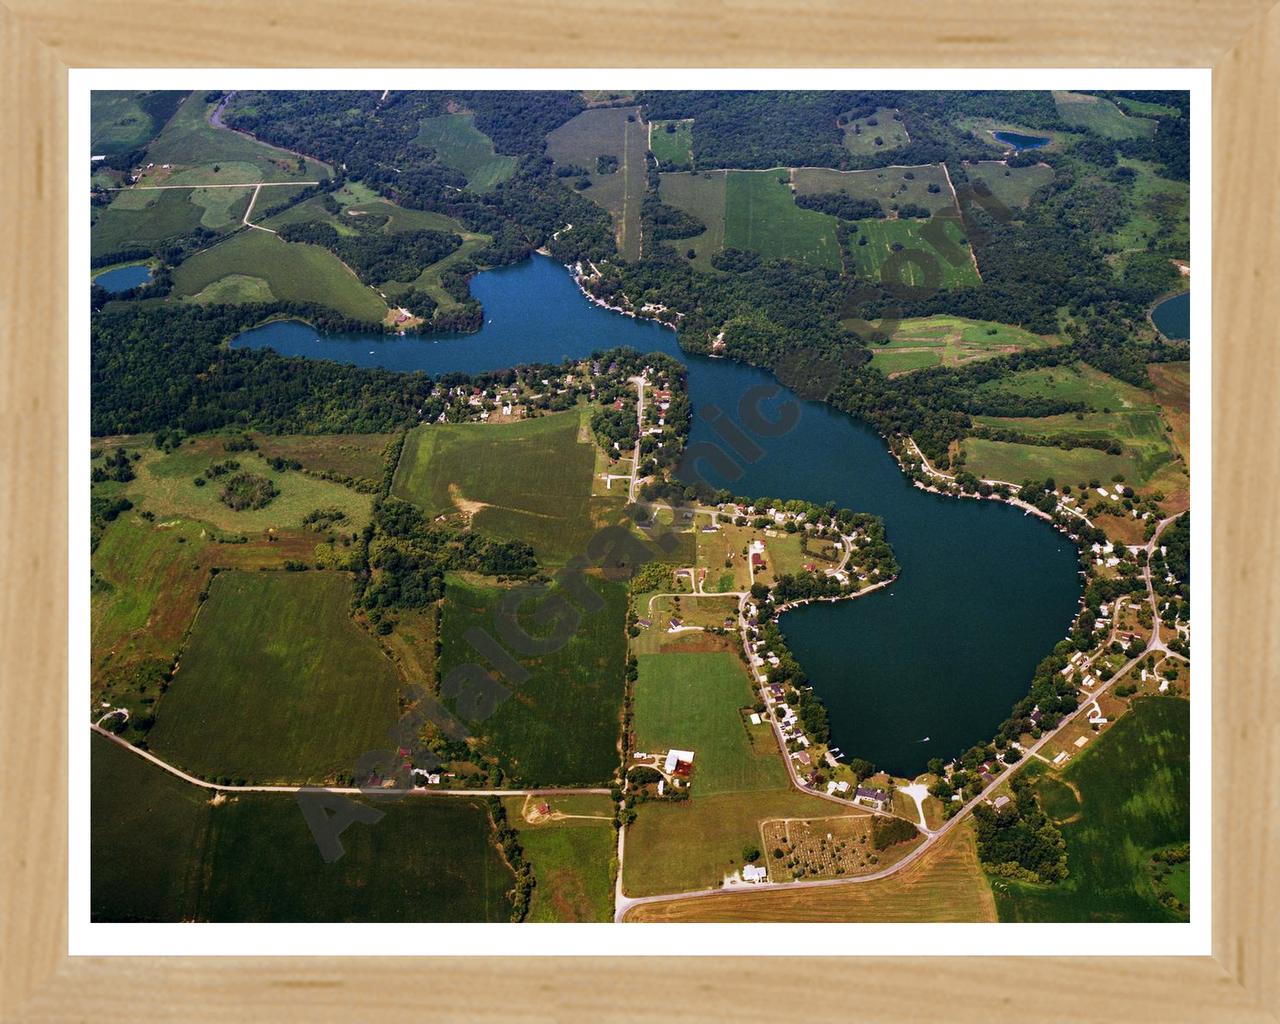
[392,409,617,566]
[91,185,260,259]
[650,119,693,169]
[844,216,980,288]
[724,170,842,270]
[995,697,1189,921]
[658,170,726,271]
[793,165,956,215]
[414,113,516,192]
[1053,91,1156,140]
[870,315,1059,376]
[625,819,995,921]
[91,90,186,157]
[547,106,648,260]
[504,795,615,922]
[92,734,513,922]
[841,107,909,156]
[147,571,402,784]
[438,573,627,786]
[961,160,1055,209]
[171,228,389,321]
[1111,158,1190,257]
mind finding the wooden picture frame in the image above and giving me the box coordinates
[2,2,1276,1018]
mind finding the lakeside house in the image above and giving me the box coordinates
[854,786,892,810]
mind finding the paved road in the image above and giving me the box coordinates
[106,181,321,191]
[615,512,1185,921]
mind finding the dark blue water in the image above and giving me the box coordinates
[233,254,1080,775]
[94,264,152,293]
[993,130,1050,151]
[1152,291,1190,341]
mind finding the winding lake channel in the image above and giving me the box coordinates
[233,254,1081,775]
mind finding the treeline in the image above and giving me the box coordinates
[974,775,1068,883]
[277,220,462,285]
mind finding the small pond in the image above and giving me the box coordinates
[93,264,152,293]
[1152,291,1190,342]
[992,130,1050,151]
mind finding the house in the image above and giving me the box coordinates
[993,795,1011,810]
[749,713,762,725]
[826,779,851,796]
[664,749,695,775]
[751,552,766,569]
[794,751,812,767]
[854,786,891,809]
[742,864,767,883]
[636,618,652,628]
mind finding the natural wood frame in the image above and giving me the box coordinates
[2,2,1276,1019]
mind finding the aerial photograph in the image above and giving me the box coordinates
[88,87,1191,925]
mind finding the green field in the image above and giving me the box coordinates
[658,170,726,271]
[505,795,616,922]
[723,170,842,270]
[994,697,1189,921]
[438,573,626,786]
[844,216,981,288]
[793,165,956,215]
[147,571,402,784]
[414,113,516,192]
[170,228,389,321]
[120,442,374,534]
[547,106,648,260]
[143,93,332,185]
[91,188,205,258]
[650,119,693,169]
[962,160,1055,209]
[392,409,616,566]
[91,90,186,156]
[964,361,1182,490]
[633,652,786,796]
[92,734,513,922]
[1053,91,1156,140]
[841,106,909,156]
[1111,158,1190,257]
[869,315,1058,376]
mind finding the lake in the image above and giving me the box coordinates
[94,264,152,293]
[992,130,1050,151]
[233,254,1080,775]
[1152,291,1190,341]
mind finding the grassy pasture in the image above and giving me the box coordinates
[1053,91,1156,140]
[147,571,402,784]
[92,734,513,922]
[793,165,955,215]
[171,229,389,321]
[962,438,1143,491]
[547,106,648,260]
[844,216,980,289]
[1111,158,1190,257]
[841,106,909,156]
[142,93,332,185]
[632,652,785,796]
[995,698,1189,921]
[658,170,726,271]
[505,795,616,922]
[91,90,186,156]
[649,119,693,168]
[251,432,392,484]
[625,820,996,921]
[91,188,205,258]
[414,113,516,192]
[962,160,1055,209]
[437,574,627,787]
[122,442,374,534]
[391,410,612,567]
[724,170,842,270]
[869,315,1059,377]
[1148,360,1191,468]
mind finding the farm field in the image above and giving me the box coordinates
[116,441,374,534]
[92,734,513,922]
[632,652,785,796]
[1148,360,1191,467]
[438,573,627,786]
[1053,91,1156,140]
[146,571,402,784]
[414,113,517,192]
[143,93,332,186]
[505,794,616,922]
[658,170,726,271]
[650,119,693,169]
[792,164,956,215]
[844,216,981,288]
[625,820,996,921]
[869,315,1059,377]
[841,106,909,156]
[170,228,389,321]
[392,409,615,566]
[91,188,206,259]
[964,362,1183,492]
[547,106,648,260]
[995,697,1189,921]
[91,90,186,157]
[723,170,842,271]
[961,160,1055,209]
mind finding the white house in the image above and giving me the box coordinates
[742,864,767,883]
